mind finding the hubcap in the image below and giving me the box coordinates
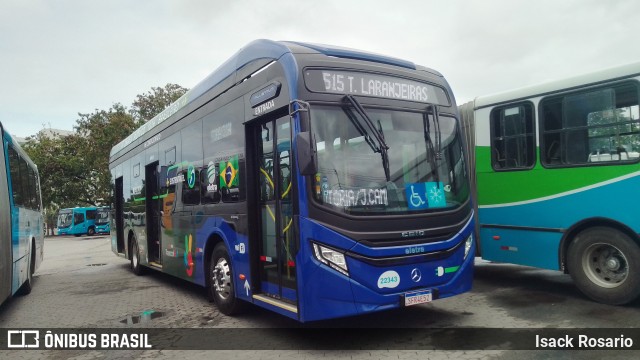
[212,257,231,300]
[582,243,628,288]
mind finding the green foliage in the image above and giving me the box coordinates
[130,83,188,122]
[22,83,189,215]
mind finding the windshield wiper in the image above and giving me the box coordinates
[343,95,391,182]
[423,104,442,182]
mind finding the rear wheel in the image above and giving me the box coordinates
[567,227,640,305]
[130,236,144,276]
[209,243,245,315]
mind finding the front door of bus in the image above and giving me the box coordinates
[252,116,297,303]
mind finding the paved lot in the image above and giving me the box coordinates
[0,235,639,359]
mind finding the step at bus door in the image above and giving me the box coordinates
[251,116,297,305]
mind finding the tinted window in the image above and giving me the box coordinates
[74,212,85,225]
[202,101,246,203]
[181,120,203,206]
[8,147,23,206]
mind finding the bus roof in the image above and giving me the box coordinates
[472,61,640,110]
[110,39,428,160]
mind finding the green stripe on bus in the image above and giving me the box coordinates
[167,161,189,172]
[475,146,640,206]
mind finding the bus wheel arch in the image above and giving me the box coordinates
[204,234,225,301]
[562,220,640,305]
[17,238,36,296]
[206,236,246,315]
[560,218,639,272]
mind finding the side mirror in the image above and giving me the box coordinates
[296,131,317,176]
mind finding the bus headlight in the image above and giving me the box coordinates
[464,234,474,259]
[312,242,349,276]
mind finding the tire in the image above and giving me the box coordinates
[87,227,95,236]
[567,227,640,305]
[130,236,145,276]
[209,243,245,315]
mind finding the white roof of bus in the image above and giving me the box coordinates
[473,61,640,109]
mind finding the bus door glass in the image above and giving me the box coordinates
[74,211,85,232]
[254,116,297,302]
[146,161,161,264]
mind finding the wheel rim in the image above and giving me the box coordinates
[212,257,232,300]
[132,243,138,268]
[581,242,628,288]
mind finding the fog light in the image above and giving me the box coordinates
[312,242,349,276]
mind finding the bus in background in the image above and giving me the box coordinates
[460,62,640,305]
[110,40,474,322]
[0,122,44,303]
[95,206,111,234]
[57,206,98,236]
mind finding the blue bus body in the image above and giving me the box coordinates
[57,207,98,236]
[110,40,474,321]
[0,122,44,303]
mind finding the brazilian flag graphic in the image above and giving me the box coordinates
[219,156,239,189]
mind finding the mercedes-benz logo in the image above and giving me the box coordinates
[411,268,422,282]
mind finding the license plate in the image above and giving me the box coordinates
[403,290,432,306]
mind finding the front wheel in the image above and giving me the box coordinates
[87,227,95,236]
[567,227,640,305]
[209,243,245,315]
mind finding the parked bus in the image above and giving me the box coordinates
[0,122,44,303]
[460,62,640,305]
[110,40,475,321]
[57,206,98,236]
[95,206,111,234]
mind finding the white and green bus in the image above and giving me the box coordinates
[461,62,640,305]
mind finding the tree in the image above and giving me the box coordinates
[130,83,188,122]
[23,84,190,223]
[74,103,141,205]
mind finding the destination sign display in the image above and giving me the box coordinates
[304,69,449,105]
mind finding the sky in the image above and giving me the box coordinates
[2,0,640,138]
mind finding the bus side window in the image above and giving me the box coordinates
[489,103,535,170]
[542,84,640,166]
[74,212,85,225]
[201,165,220,204]
[8,147,23,206]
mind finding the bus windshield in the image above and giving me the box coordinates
[96,209,109,224]
[311,104,469,215]
[57,211,73,228]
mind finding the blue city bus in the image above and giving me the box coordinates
[57,206,98,236]
[109,40,475,321]
[0,122,44,304]
[95,206,111,234]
